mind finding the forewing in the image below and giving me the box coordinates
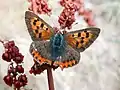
[65,27,100,52]
[25,11,54,41]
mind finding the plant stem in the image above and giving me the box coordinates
[13,85,16,90]
[0,39,4,43]
[47,68,55,90]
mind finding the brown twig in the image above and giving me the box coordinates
[14,87,16,90]
[47,68,55,90]
[0,39,4,44]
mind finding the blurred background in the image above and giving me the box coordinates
[0,0,120,90]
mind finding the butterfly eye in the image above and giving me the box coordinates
[62,30,67,34]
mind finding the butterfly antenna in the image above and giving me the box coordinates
[48,14,60,31]
[73,22,78,27]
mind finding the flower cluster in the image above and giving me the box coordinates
[81,9,95,26]
[1,41,28,90]
[59,1,77,29]
[28,0,51,14]
[29,60,58,75]
[59,0,95,29]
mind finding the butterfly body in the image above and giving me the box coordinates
[50,33,66,60]
[25,11,100,69]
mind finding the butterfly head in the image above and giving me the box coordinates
[52,27,64,47]
[53,27,60,34]
[52,33,64,47]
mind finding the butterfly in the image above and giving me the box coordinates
[25,11,100,70]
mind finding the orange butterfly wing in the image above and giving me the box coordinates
[65,27,100,52]
[25,11,54,41]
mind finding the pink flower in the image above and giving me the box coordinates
[59,0,96,27]
[58,1,77,29]
[83,10,96,26]
[29,60,58,75]
[28,0,51,14]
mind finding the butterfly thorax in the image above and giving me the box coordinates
[50,33,66,60]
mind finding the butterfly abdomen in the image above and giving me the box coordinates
[50,33,66,60]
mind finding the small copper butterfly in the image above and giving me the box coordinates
[25,11,100,69]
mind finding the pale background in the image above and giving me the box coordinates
[0,0,120,90]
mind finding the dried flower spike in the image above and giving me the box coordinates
[1,40,28,90]
[59,0,96,27]
[28,0,51,14]
[58,2,77,29]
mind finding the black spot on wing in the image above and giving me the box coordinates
[33,22,36,25]
[68,64,71,67]
[37,18,39,21]
[35,30,38,33]
[34,20,37,22]
[80,40,84,43]
[46,28,48,30]
[40,23,44,28]
[39,33,42,38]
[76,41,79,47]
[37,26,39,29]
[81,37,84,39]
[72,34,74,37]
[35,56,38,59]
[86,32,89,38]
[78,33,81,37]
